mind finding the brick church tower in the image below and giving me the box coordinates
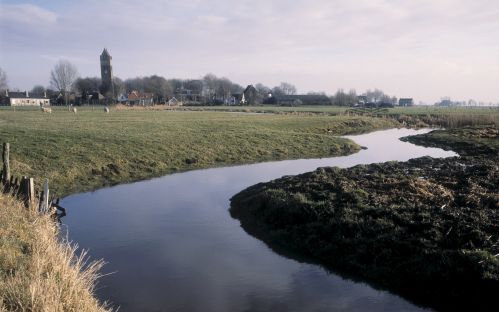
[100,48,114,96]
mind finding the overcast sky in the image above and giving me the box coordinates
[1,0,499,103]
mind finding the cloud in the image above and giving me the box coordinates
[0,3,57,24]
[1,0,499,102]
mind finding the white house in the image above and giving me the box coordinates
[3,90,50,106]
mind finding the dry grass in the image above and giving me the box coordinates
[0,193,110,312]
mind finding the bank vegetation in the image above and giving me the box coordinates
[0,192,110,311]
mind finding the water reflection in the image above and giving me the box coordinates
[62,128,454,311]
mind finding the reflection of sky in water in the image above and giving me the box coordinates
[62,128,450,311]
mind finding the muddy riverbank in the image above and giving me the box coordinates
[230,126,498,311]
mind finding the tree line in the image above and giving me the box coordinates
[1,61,401,106]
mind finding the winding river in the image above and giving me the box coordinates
[61,128,457,311]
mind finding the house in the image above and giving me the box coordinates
[436,98,453,107]
[127,91,154,105]
[0,90,50,106]
[265,94,331,106]
[399,98,414,107]
[82,91,105,105]
[356,95,368,106]
[117,94,128,104]
[175,87,203,105]
[168,97,181,106]
[241,85,259,105]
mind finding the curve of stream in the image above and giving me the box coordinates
[61,128,457,311]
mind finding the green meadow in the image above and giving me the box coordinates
[0,106,397,195]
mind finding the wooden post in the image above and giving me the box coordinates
[39,179,50,213]
[2,143,10,186]
[21,177,35,209]
[27,177,34,209]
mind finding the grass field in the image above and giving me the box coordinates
[0,106,398,196]
[179,104,499,116]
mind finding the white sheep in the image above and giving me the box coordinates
[41,106,52,113]
[104,107,110,113]
[71,107,77,114]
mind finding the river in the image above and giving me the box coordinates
[61,128,457,311]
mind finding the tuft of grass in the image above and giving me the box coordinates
[0,193,110,311]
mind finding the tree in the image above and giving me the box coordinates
[202,73,218,99]
[113,77,125,98]
[50,60,79,105]
[255,83,271,101]
[272,82,297,96]
[279,82,297,95]
[31,85,46,94]
[75,77,101,95]
[365,89,385,103]
[0,67,8,92]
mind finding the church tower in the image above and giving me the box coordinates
[100,48,114,96]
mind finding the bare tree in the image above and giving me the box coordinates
[255,83,271,99]
[0,67,8,91]
[50,60,79,105]
[272,82,297,96]
[279,82,297,95]
[113,77,125,98]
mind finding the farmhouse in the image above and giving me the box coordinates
[0,90,50,106]
[126,91,154,105]
[399,98,414,106]
[241,85,259,105]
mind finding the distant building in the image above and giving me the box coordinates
[398,98,414,107]
[436,98,453,107]
[100,48,114,96]
[0,90,50,106]
[82,91,105,105]
[356,95,368,106]
[126,91,154,105]
[175,87,203,104]
[241,85,259,105]
[117,94,128,104]
[168,97,181,106]
[266,94,331,106]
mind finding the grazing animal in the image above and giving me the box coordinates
[41,106,52,113]
[71,107,77,114]
[104,107,110,113]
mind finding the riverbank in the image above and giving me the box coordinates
[230,126,498,311]
[0,192,109,311]
[0,109,398,196]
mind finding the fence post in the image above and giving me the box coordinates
[2,143,10,186]
[39,179,50,213]
[28,178,35,209]
[21,177,35,209]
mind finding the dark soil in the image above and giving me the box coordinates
[230,126,499,311]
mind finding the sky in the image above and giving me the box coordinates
[1,0,499,104]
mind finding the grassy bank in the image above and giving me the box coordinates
[230,126,498,311]
[0,193,109,311]
[0,107,398,196]
[180,105,499,128]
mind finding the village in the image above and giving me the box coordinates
[0,49,419,108]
